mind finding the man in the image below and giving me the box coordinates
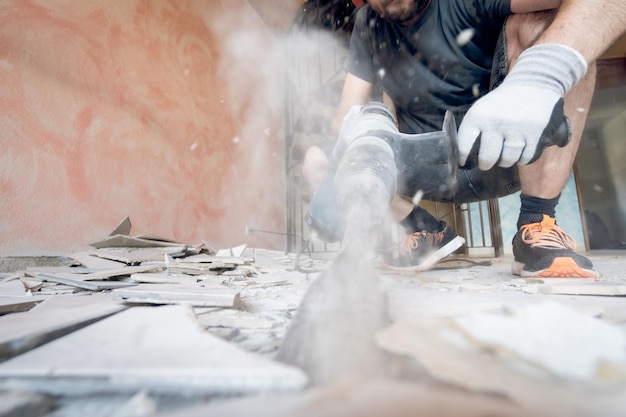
[302,0,626,277]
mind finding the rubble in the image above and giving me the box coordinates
[0,218,625,416]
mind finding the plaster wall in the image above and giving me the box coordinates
[0,0,289,254]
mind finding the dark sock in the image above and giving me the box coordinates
[517,193,560,229]
[400,206,443,233]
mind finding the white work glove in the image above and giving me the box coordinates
[457,44,588,170]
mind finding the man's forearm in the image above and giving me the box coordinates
[536,0,626,63]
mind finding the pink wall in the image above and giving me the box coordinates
[0,0,288,254]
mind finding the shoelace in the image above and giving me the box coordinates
[400,228,446,255]
[520,221,577,250]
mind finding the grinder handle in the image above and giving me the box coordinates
[461,99,571,169]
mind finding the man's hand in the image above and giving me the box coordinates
[457,44,587,170]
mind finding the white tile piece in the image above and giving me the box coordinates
[521,282,626,296]
[0,294,125,360]
[0,296,46,315]
[111,284,241,307]
[0,305,307,395]
[130,272,198,284]
[89,234,185,249]
[0,390,54,417]
[454,301,626,380]
[0,280,27,297]
[33,273,137,291]
[375,320,624,417]
[195,309,273,329]
[217,244,247,257]
[89,247,184,264]
[67,251,127,269]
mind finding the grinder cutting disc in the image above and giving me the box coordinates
[442,110,459,188]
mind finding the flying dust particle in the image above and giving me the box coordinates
[456,28,475,46]
[472,83,480,97]
[412,190,423,206]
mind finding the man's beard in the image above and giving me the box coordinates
[372,0,431,25]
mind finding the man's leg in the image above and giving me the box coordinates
[505,11,598,278]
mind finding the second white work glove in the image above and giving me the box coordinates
[457,43,588,170]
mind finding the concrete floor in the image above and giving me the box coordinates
[1,250,625,417]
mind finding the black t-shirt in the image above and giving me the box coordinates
[346,0,512,133]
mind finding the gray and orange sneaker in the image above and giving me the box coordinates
[512,214,598,278]
[382,222,465,271]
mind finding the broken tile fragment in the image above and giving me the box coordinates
[67,251,127,269]
[108,216,132,236]
[0,294,125,360]
[90,247,185,264]
[183,254,251,264]
[0,280,28,297]
[90,233,186,249]
[130,272,198,284]
[0,306,307,395]
[80,265,163,281]
[194,308,273,329]
[0,296,46,315]
[112,283,241,307]
[216,244,248,257]
[28,265,161,282]
[169,261,237,275]
[33,273,137,291]
[521,281,626,296]
[0,390,54,417]
[453,301,626,380]
[21,277,44,292]
[376,320,626,417]
[25,266,92,274]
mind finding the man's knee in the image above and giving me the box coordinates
[302,146,329,188]
[505,10,557,63]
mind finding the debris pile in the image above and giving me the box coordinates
[0,218,626,416]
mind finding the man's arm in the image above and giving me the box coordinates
[534,0,626,63]
[510,0,626,61]
[509,0,560,14]
[457,0,626,170]
[332,73,374,133]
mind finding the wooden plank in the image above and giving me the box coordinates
[0,306,307,395]
[0,294,126,360]
[112,284,240,307]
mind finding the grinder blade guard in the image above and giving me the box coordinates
[305,102,458,242]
